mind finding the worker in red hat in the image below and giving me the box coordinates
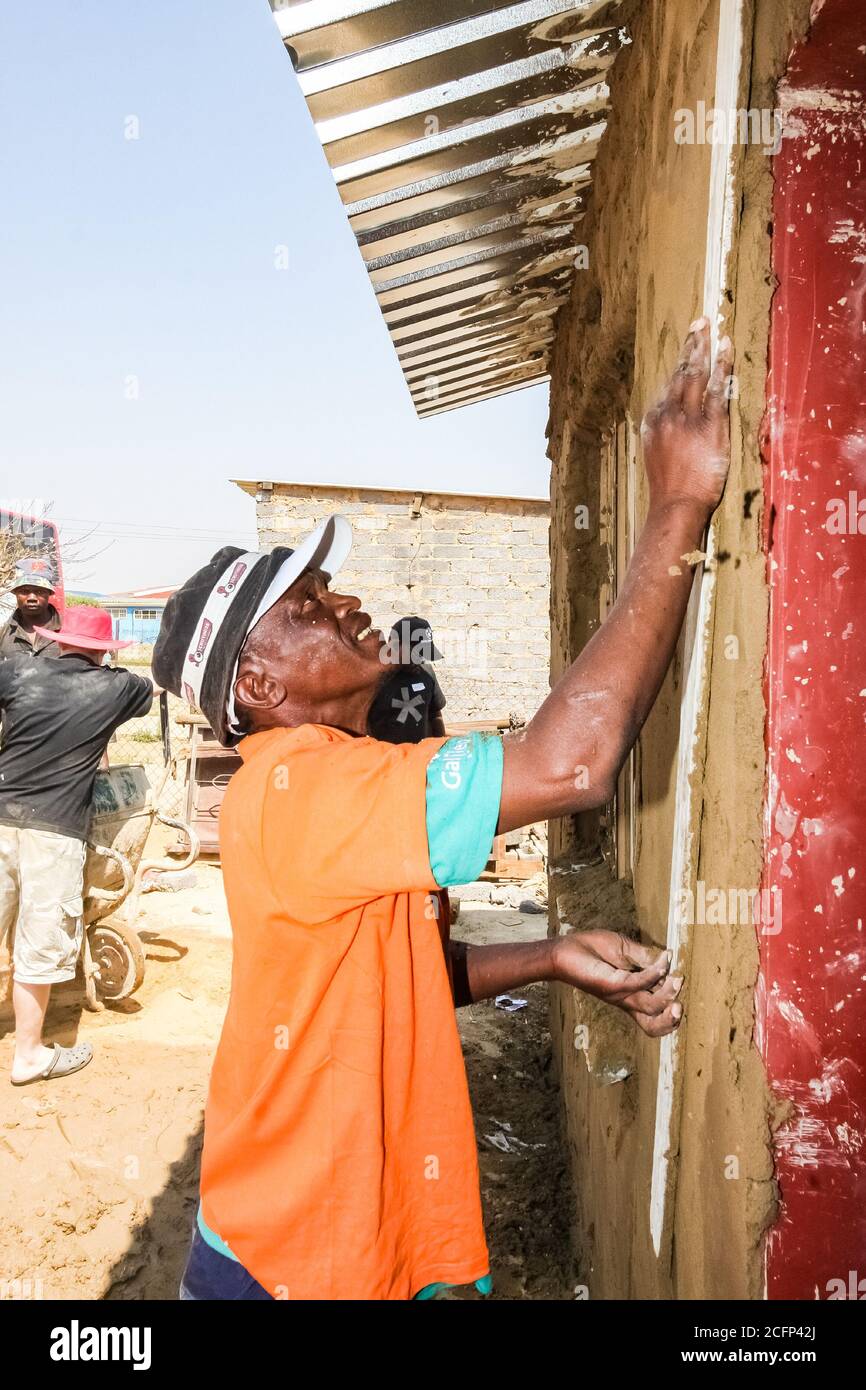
[0,605,158,1084]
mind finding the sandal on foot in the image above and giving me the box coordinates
[11,1042,93,1086]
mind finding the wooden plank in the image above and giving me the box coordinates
[648,0,748,1265]
[479,859,544,881]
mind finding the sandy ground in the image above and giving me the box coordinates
[0,866,577,1301]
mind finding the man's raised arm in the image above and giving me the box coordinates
[499,317,733,833]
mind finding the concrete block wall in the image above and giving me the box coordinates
[242,483,551,724]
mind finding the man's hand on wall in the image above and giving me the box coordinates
[641,317,734,515]
[449,933,682,1037]
[552,930,684,1037]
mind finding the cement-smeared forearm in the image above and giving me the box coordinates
[498,498,708,831]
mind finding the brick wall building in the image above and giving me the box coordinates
[235,480,550,724]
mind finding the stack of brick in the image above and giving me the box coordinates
[235,482,551,724]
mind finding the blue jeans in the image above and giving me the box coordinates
[179,1225,273,1301]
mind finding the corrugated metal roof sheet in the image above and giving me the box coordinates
[271,0,628,417]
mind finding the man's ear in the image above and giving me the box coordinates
[234,667,287,716]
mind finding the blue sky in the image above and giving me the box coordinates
[1,1,551,594]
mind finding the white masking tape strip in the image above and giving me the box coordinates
[181,551,263,708]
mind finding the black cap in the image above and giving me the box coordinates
[389,616,442,664]
[154,518,353,745]
[153,547,291,746]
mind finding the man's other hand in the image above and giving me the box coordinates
[552,929,684,1038]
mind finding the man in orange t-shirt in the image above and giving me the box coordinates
[154,321,732,1300]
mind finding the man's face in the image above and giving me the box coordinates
[14,585,52,620]
[235,567,388,725]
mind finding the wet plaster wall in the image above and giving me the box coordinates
[545,0,813,1298]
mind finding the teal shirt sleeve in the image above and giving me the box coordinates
[425,733,504,888]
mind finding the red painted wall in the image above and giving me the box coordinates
[762,0,866,1301]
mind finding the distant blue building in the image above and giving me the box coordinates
[68,589,171,645]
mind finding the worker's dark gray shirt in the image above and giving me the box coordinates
[0,606,61,658]
[0,653,153,839]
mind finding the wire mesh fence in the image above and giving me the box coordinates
[107,654,188,826]
[106,647,247,859]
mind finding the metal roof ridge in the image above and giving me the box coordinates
[232,478,550,504]
[269,0,628,416]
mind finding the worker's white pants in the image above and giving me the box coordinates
[0,827,86,984]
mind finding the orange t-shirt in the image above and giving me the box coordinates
[200,723,489,1300]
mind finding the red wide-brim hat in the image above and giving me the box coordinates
[34,605,132,652]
